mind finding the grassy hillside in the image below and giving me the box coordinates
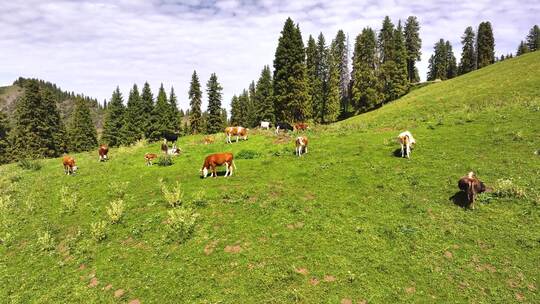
[1,52,539,304]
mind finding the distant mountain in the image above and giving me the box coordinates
[0,77,105,131]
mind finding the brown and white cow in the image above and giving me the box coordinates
[167,143,181,156]
[144,153,158,166]
[200,152,236,178]
[294,123,309,131]
[295,136,308,157]
[458,172,487,209]
[225,126,248,144]
[397,131,416,159]
[63,156,78,175]
[161,139,169,154]
[98,144,109,162]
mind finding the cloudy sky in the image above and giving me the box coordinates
[1,0,538,111]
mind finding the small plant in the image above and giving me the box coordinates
[25,195,36,214]
[0,232,14,246]
[60,186,78,213]
[494,179,526,198]
[18,159,42,171]
[476,192,494,204]
[165,207,198,243]
[90,221,108,242]
[108,181,129,199]
[37,231,55,251]
[236,149,260,159]
[157,155,173,166]
[106,199,125,224]
[512,131,524,141]
[192,190,208,207]
[160,180,183,207]
[0,194,13,211]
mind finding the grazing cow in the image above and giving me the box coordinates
[397,131,416,158]
[260,121,271,130]
[225,126,248,144]
[161,140,169,154]
[98,144,109,162]
[295,136,308,157]
[200,152,236,178]
[294,122,309,131]
[162,131,179,143]
[144,153,158,166]
[62,156,78,175]
[203,136,214,145]
[167,143,181,156]
[275,122,294,134]
[458,172,487,209]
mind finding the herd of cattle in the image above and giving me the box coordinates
[60,121,487,208]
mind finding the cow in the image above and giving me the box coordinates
[275,122,294,134]
[260,121,271,130]
[225,126,248,144]
[62,156,78,175]
[203,136,214,145]
[161,139,169,154]
[162,131,179,143]
[458,172,487,209]
[294,123,309,131]
[295,136,308,157]
[98,144,109,162]
[200,152,236,178]
[144,153,158,166]
[397,131,416,159]
[167,143,181,156]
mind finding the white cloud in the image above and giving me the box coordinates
[0,0,538,111]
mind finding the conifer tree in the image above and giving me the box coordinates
[253,65,274,123]
[41,88,68,154]
[237,90,250,126]
[458,26,476,75]
[526,25,539,51]
[331,30,350,116]
[476,21,495,68]
[517,40,530,56]
[122,84,143,145]
[147,84,173,141]
[324,45,341,123]
[313,33,329,123]
[188,71,203,134]
[306,35,320,121]
[67,97,98,152]
[220,108,228,129]
[168,87,180,132]
[378,16,395,63]
[140,82,154,138]
[0,110,10,164]
[246,81,257,127]
[206,73,223,134]
[351,27,382,112]
[404,16,422,82]
[446,41,458,79]
[230,95,241,125]
[427,39,456,80]
[102,87,125,147]
[273,18,311,122]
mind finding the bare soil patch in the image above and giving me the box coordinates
[114,289,125,298]
[323,275,336,282]
[294,267,308,275]
[204,240,218,255]
[224,245,242,254]
[88,277,99,288]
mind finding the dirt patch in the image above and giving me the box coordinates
[294,267,309,275]
[459,281,469,290]
[114,289,125,298]
[444,251,453,259]
[224,245,242,254]
[476,263,496,273]
[341,299,352,304]
[527,283,537,291]
[88,277,99,288]
[309,278,320,286]
[405,286,416,294]
[303,193,316,201]
[204,240,218,255]
[286,222,304,230]
[78,264,86,271]
[128,299,141,304]
[357,300,367,304]
[515,293,525,301]
[507,279,520,289]
[104,284,113,291]
[324,275,336,282]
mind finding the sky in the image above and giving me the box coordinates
[1,0,538,111]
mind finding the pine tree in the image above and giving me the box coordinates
[526,25,539,51]
[351,27,382,112]
[273,18,311,122]
[517,40,530,56]
[306,35,321,121]
[324,44,341,123]
[206,73,223,134]
[67,97,98,152]
[41,88,68,154]
[446,41,458,79]
[168,87,180,132]
[140,82,154,138]
[253,65,274,123]
[390,20,409,98]
[476,21,495,68]
[427,39,448,81]
[188,71,203,134]
[147,84,173,141]
[101,87,125,147]
[313,33,329,123]
[404,16,422,82]
[330,30,350,117]
[11,80,63,159]
[378,16,395,63]
[230,95,242,125]
[122,84,143,145]
[458,26,476,75]
[220,108,228,129]
[246,81,257,127]
[0,110,10,164]
[237,90,250,126]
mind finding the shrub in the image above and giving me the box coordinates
[476,192,494,204]
[157,155,173,166]
[192,191,208,207]
[160,180,184,207]
[60,186,78,213]
[108,181,129,199]
[106,199,125,224]
[165,207,198,243]
[494,179,526,199]
[0,194,13,211]
[90,221,107,242]
[18,159,42,171]
[236,149,260,159]
[37,231,55,251]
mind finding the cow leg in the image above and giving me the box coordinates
[400,144,405,157]
[225,163,229,177]
[213,167,217,178]
[236,135,239,142]
[304,146,307,154]
[229,162,233,176]
[406,143,411,159]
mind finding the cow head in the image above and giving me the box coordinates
[200,167,209,178]
[72,165,78,173]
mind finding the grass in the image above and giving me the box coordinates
[0,52,539,303]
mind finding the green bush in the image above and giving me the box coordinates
[157,155,173,166]
[18,159,42,171]
[165,208,198,243]
[106,199,125,224]
[60,186,78,213]
[108,181,129,199]
[236,149,260,159]
[494,179,526,198]
[90,221,107,242]
[161,180,184,207]
[37,231,55,251]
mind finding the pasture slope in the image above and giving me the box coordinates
[1,52,539,304]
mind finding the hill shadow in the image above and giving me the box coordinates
[449,191,470,208]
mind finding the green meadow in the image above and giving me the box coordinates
[1,52,539,303]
